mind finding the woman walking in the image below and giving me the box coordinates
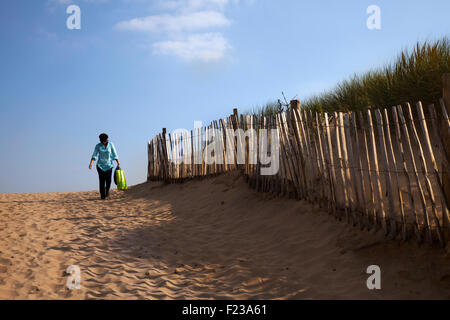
[89,133,120,199]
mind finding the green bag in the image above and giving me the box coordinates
[114,168,127,190]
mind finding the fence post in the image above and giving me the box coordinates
[232,108,243,170]
[233,108,239,128]
[162,128,168,182]
[290,99,300,110]
[443,74,450,239]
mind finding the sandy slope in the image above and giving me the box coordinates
[0,171,449,299]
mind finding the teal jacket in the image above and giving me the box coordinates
[91,142,118,172]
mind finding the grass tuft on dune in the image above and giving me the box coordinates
[248,37,450,115]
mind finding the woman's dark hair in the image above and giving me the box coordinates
[99,133,108,143]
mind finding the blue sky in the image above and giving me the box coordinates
[0,0,449,193]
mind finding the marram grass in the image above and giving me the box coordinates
[248,37,450,115]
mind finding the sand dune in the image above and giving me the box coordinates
[0,171,449,299]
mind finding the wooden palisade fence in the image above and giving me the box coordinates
[148,77,450,247]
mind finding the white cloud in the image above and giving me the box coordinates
[158,0,230,12]
[153,33,230,62]
[115,11,230,33]
[116,0,256,63]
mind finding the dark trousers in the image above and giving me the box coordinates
[97,166,112,199]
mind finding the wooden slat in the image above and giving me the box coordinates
[153,136,159,180]
[295,109,313,201]
[325,113,338,217]
[210,123,215,176]
[165,133,171,180]
[383,108,406,240]
[186,130,190,178]
[307,111,322,205]
[250,115,256,179]
[343,113,362,226]
[309,110,322,203]
[219,119,227,173]
[320,114,336,214]
[302,110,316,202]
[374,109,397,238]
[392,106,420,242]
[176,132,181,180]
[155,134,163,180]
[214,120,221,175]
[308,111,323,206]
[255,115,261,191]
[281,111,302,198]
[202,127,207,177]
[291,108,308,198]
[196,127,200,177]
[212,123,217,176]
[180,132,184,179]
[335,112,349,220]
[277,112,296,198]
[276,115,287,196]
[407,102,444,246]
[350,113,368,229]
[266,115,275,194]
[339,113,352,215]
[316,113,329,207]
[191,129,195,177]
[358,112,377,229]
[428,104,450,169]
[286,110,306,198]
[155,134,161,180]
[183,130,187,179]
[166,130,173,180]
[210,124,214,176]
[263,116,271,192]
[156,137,160,179]
[179,132,184,179]
[441,98,450,130]
[397,105,433,243]
[428,104,450,237]
[417,104,449,223]
[366,109,388,234]
[151,139,155,179]
[244,115,249,177]
[223,117,231,171]
[271,115,280,195]
[259,115,265,192]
